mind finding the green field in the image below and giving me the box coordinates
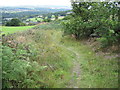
[0,26,35,35]
[26,17,44,22]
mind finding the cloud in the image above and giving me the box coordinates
[0,0,71,6]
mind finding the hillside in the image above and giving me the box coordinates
[2,21,118,88]
[1,6,71,18]
[1,7,71,25]
[1,1,119,89]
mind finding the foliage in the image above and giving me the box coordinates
[55,15,58,20]
[26,17,44,23]
[5,18,26,26]
[62,1,120,47]
[43,18,51,22]
[2,22,73,88]
[42,10,71,19]
[62,16,96,39]
[2,20,118,88]
[2,45,47,88]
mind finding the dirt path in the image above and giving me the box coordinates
[66,47,81,88]
[58,44,81,88]
[52,31,81,88]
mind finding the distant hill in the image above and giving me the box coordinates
[1,6,71,18]
[0,5,70,18]
[0,5,71,12]
[1,6,71,25]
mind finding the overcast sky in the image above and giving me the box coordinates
[0,0,71,6]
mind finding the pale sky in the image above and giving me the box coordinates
[0,0,71,6]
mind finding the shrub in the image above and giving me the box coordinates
[2,45,48,88]
[62,2,120,47]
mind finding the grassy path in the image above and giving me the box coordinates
[42,29,118,88]
[63,37,118,88]
[2,22,118,88]
[55,43,81,88]
[65,47,81,88]
[59,35,118,88]
[59,40,82,88]
[46,31,82,88]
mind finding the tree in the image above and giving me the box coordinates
[62,1,119,46]
[55,15,58,20]
[5,18,22,26]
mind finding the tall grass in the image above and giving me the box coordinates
[33,21,62,30]
[61,36,118,88]
[2,21,74,88]
[2,21,118,88]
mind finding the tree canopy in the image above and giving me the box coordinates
[6,18,26,26]
[62,1,120,47]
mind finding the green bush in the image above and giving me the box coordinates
[5,18,26,26]
[2,45,48,88]
[62,2,120,47]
